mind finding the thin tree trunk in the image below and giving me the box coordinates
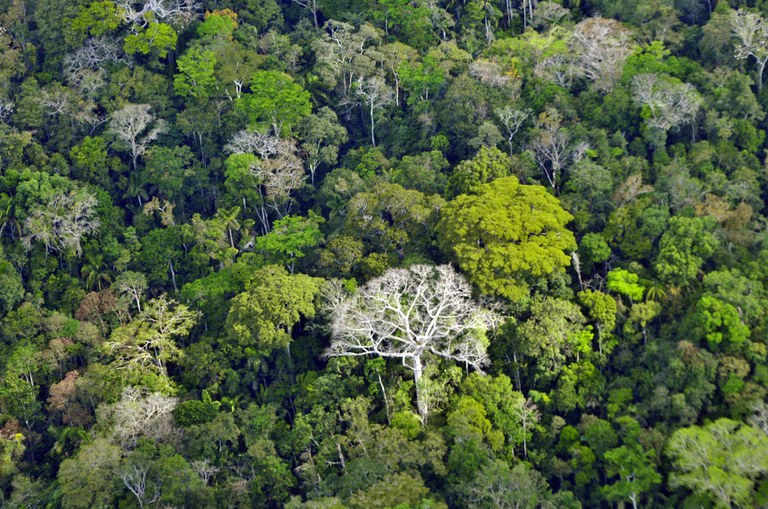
[413,355,427,424]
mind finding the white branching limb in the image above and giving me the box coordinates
[64,36,125,83]
[105,387,178,448]
[354,75,394,147]
[631,73,703,133]
[572,17,633,93]
[22,190,100,256]
[109,103,166,170]
[117,0,200,29]
[326,264,491,423]
[732,9,768,91]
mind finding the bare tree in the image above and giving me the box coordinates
[106,386,178,448]
[528,109,571,191]
[631,73,703,142]
[22,190,100,256]
[732,9,768,92]
[191,459,219,485]
[64,36,124,83]
[122,462,161,509]
[496,106,530,155]
[325,264,490,423]
[354,75,394,147]
[117,0,199,29]
[572,17,633,93]
[109,104,166,170]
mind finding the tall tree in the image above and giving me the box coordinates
[108,103,166,171]
[326,264,491,423]
[438,176,576,302]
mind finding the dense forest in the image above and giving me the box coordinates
[1,0,768,507]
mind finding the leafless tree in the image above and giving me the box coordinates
[732,9,768,92]
[354,76,394,147]
[64,36,124,83]
[109,103,166,170]
[325,264,490,423]
[191,459,219,485]
[470,59,515,89]
[496,106,530,155]
[122,462,161,509]
[572,17,633,93]
[528,109,571,191]
[632,73,703,138]
[117,0,199,30]
[105,386,178,448]
[22,190,100,256]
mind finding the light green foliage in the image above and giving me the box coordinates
[667,419,768,508]
[439,176,576,301]
[468,460,557,509]
[606,268,645,302]
[255,213,324,270]
[398,54,445,108]
[446,146,510,198]
[236,70,312,135]
[655,216,718,287]
[68,1,122,45]
[578,290,617,354]
[197,12,238,40]
[174,46,217,100]
[124,22,178,59]
[690,296,750,351]
[225,265,322,358]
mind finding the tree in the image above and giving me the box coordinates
[631,73,703,145]
[666,419,768,508]
[438,176,576,302]
[468,460,554,509]
[236,70,312,136]
[446,146,510,199]
[732,9,768,92]
[58,438,122,509]
[655,216,718,287]
[22,189,100,257]
[225,265,322,359]
[108,103,166,170]
[298,107,348,185]
[174,45,217,100]
[254,213,324,272]
[354,75,394,147]
[292,0,320,27]
[516,297,593,381]
[572,17,633,93]
[105,295,198,384]
[602,444,661,509]
[112,271,148,313]
[326,264,490,423]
